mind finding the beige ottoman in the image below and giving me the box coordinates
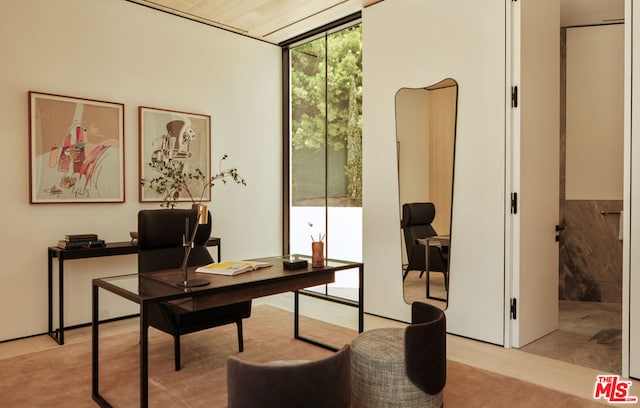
[351,328,443,408]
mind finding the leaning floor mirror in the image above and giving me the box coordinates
[396,78,458,310]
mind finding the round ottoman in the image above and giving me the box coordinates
[351,328,443,408]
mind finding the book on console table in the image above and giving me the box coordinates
[195,261,272,276]
[65,233,99,241]
[57,239,106,249]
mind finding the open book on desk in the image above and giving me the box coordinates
[195,261,272,276]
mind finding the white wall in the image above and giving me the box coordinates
[397,88,430,206]
[566,24,624,200]
[362,0,506,344]
[0,0,282,341]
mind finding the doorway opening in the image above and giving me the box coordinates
[521,8,624,374]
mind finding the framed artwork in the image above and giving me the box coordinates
[138,106,211,203]
[29,92,125,204]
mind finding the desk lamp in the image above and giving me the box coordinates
[177,204,210,287]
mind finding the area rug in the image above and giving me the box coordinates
[0,305,602,407]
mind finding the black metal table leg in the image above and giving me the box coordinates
[294,290,300,338]
[293,290,339,352]
[58,254,64,344]
[293,264,364,350]
[140,303,149,408]
[47,250,64,345]
[358,264,364,333]
[92,284,111,407]
[47,248,54,342]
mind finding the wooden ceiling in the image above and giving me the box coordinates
[127,0,625,44]
[128,0,380,45]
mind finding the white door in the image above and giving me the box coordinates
[363,0,507,344]
[509,0,560,348]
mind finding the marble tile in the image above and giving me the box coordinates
[522,300,621,374]
[559,200,622,302]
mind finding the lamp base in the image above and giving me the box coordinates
[176,278,210,288]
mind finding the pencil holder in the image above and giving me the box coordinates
[311,241,324,268]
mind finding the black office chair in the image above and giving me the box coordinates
[401,202,449,301]
[137,208,252,371]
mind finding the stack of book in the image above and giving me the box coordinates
[57,233,105,249]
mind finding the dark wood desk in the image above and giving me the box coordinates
[91,256,363,408]
[47,238,220,345]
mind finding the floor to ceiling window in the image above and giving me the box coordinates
[284,18,362,302]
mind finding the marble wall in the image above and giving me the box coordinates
[559,200,623,302]
[559,28,623,303]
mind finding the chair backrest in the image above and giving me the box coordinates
[401,202,438,239]
[137,208,212,273]
[227,345,352,408]
[401,203,438,269]
[404,302,446,395]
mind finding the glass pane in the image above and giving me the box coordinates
[290,24,362,302]
[290,35,327,258]
[325,26,362,301]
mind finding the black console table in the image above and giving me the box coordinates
[47,238,220,345]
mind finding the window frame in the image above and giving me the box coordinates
[280,12,362,255]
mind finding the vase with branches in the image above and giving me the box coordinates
[143,154,246,287]
[144,154,246,208]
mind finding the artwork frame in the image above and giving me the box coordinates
[29,91,125,204]
[138,106,211,203]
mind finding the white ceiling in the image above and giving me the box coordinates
[127,0,625,44]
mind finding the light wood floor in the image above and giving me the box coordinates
[1,293,634,406]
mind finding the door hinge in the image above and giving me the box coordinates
[511,192,518,214]
[555,224,564,242]
[510,298,517,320]
[511,86,518,108]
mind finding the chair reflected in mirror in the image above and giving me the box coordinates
[401,202,449,302]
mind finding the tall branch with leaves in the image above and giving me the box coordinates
[145,154,246,208]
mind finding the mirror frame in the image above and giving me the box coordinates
[395,78,458,309]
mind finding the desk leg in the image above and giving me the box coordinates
[425,240,430,299]
[425,242,446,302]
[92,285,98,395]
[92,284,111,407]
[358,264,364,333]
[58,255,65,344]
[293,290,338,352]
[294,265,364,348]
[294,290,300,338]
[47,249,54,342]
[140,304,149,408]
[47,252,64,345]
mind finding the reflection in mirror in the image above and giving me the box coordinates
[396,78,458,310]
